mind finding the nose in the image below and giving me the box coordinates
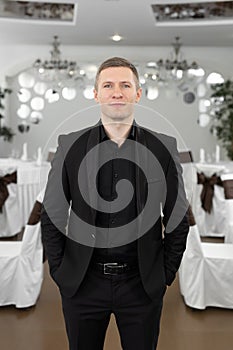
[112,85,123,98]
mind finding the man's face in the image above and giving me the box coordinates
[94,67,142,122]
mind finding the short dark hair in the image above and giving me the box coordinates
[94,57,140,90]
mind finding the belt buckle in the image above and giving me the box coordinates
[103,263,122,275]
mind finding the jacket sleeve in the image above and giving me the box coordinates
[41,135,70,277]
[162,138,189,285]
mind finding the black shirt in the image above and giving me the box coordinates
[91,123,138,263]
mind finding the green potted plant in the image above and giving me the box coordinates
[210,79,233,160]
[0,86,14,142]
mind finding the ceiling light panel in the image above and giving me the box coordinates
[151,1,233,23]
[0,1,77,23]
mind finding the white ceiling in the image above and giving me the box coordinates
[0,0,233,47]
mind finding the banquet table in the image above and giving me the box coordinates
[0,158,50,237]
[182,161,233,240]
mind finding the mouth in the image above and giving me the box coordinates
[109,102,126,106]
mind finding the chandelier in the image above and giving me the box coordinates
[33,35,85,95]
[143,37,205,100]
[16,36,98,131]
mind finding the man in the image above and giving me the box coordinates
[41,57,189,350]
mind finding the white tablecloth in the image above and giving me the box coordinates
[0,158,50,237]
[182,161,233,239]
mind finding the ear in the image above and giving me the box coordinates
[135,87,142,102]
[93,88,99,102]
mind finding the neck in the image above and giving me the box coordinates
[101,117,134,146]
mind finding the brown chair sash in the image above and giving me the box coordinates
[179,151,193,164]
[0,171,17,213]
[47,151,55,163]
[27,200,42,225]
[187,205,196,226]
[197,172,222,213]
[223,179,233,199]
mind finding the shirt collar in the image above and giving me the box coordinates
[99,121,136,142]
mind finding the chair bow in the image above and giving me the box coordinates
[187,205,196,226]
[197,172,222,213]
[27,200,42,225]
[223,179,233,200]
[0,171,17,213]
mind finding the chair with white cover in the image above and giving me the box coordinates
[179,210,233,310]
[221,173,233,243]
[179,150,196,207]
[0,190,44,308]
[193,163,227,237]
[0,168,22,237]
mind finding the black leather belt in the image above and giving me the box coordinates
[91,262,138,275]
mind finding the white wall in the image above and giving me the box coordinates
[0,44,232,161]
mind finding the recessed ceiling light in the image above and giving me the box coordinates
[111,34,123,42]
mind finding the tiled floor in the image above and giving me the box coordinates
[0,262,232,350]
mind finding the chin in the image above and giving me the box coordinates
[109,111,133,120]
[111,115,128,121]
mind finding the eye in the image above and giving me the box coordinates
[103,83,112,88]
[122,83,131,88]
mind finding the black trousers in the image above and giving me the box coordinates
[61,267,163,350]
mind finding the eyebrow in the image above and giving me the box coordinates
[101,80,133,85]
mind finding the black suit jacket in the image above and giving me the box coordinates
[41,122,189,300]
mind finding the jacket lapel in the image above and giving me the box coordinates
[85,122,101,225]
[135,124,148,238]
